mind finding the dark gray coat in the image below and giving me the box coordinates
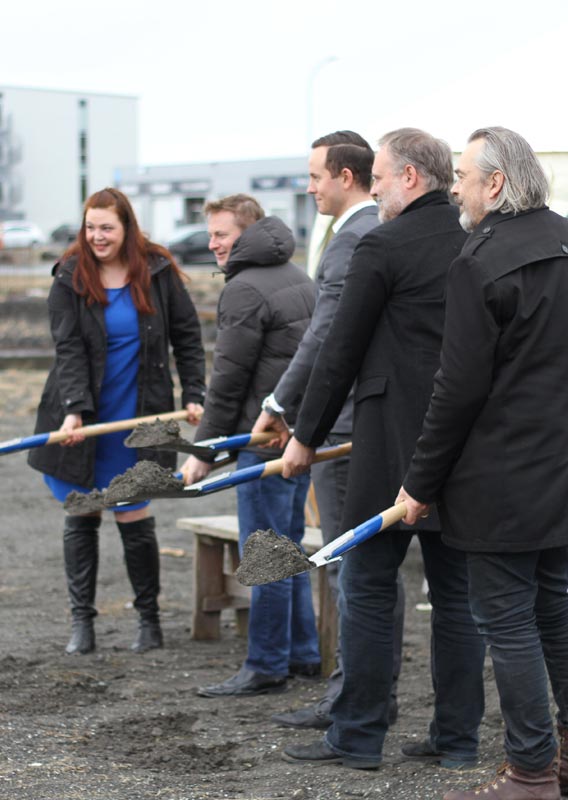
[194,216,315,452]
[404,207,568,552]
[293,192,467,530]
[273,205,378,432]
[28,255,206,485]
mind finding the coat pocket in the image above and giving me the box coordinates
[354,375,388,404]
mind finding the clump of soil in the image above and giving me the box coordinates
[78,712,244,775]
[63,488,107,514]
[104,460,185,504]
[125,419,184,448]
[236,528,313,585]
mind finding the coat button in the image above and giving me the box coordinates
[562,244,568,254]
[482,226,492,233]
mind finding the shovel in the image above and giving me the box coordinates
[236,501,408,585]
[124,427,276,463]
[109,442,352,505]
[0,410,192,456]
[63,452,237,514]
[182,441,352,498]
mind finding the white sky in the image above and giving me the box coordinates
[3,0,568,165]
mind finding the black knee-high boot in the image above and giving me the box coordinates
[117,516,163,652]
[63,514,100,655]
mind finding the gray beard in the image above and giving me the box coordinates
[459,210,476,232]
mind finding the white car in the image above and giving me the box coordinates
[0,221,47,249]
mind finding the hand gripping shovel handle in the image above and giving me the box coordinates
[309,501,407,568]
[184,441,352,496]
[0,409,192,456]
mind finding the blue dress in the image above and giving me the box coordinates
[45,286,148,510]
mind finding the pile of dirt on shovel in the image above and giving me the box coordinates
[104,460,185,504]
[124,419,184,448]
[63,488,107,514]
[236,528,313,585]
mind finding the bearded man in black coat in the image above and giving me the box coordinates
[399,128,568,800]
[280,129,485,771]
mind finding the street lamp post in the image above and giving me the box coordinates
[306,56,338,148]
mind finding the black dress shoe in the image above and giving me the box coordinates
[283,739,380,770]
[197,666,288,697]
[272,698,397,729]
[289,661,322,679]
[401,739,477,771]
[271,704,332,729]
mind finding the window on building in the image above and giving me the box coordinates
[78,99,88,203]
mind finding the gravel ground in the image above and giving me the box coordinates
[0,368,512,800]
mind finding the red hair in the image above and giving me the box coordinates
[62,187,186,313]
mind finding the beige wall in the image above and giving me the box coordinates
[539,153,568,217]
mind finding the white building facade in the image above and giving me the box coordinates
[116,158,313,246]
[0,85,137,236]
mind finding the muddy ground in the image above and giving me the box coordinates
[0,274,510,800]
[0,369,512,800]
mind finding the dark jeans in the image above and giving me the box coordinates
[326,529,485,763]
[467,547,568,771]
[236,450,320,676]
[311,433,405,709]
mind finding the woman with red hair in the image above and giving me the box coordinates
[29,188,205,656]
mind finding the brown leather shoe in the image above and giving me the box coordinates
[558,726,568,796]
[443,760,560,800]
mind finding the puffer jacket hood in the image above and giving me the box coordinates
[225,216,295,280]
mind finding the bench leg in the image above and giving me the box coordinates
[191,536,224,640]
[318,568,338,678]
[228,541,249,637]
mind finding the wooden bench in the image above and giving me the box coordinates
[175,514,336,673]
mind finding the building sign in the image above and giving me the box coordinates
[251,175,309,191]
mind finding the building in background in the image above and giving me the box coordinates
[0,85,137,236]
[1,87,566,251]
[116,158,313,247]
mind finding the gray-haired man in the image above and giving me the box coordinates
[399,127,568,800]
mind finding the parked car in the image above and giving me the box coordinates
[50,224,80,243]
[0,221,47,249]
[166,225,215,265]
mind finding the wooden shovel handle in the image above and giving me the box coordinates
[379,502,408,529]
[261,441,352,477]
[46,409,195,445]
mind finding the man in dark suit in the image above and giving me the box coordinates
[281,128,485,770]
[399,127,568,800]
[253,131,402,729]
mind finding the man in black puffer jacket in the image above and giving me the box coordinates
[181,194,318,697]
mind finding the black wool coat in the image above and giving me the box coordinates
[293,191,467,530]
[28,255,206,487]
[404,207,568,552]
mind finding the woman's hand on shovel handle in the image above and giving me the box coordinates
[395,486,430,526]
[59,414,85,447]
[282,436,315,479]
[185,403,204,426]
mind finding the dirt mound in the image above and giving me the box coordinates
[236,528,313,585]
[77,712,246,774]
[125,419,183,448]
[104,460,185,504]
